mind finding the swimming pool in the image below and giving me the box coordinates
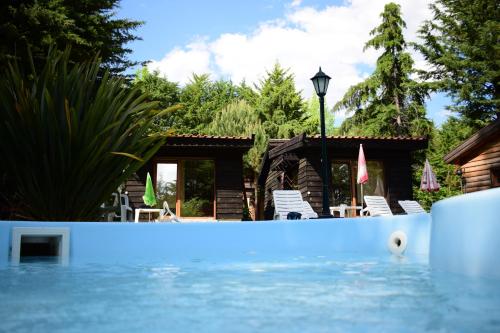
[1,255,499,333]
[0,188,499,332]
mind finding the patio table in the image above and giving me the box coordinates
[134,208,162,223]
[330,205,363,218]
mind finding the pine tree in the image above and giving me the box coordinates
[256,63,308,138]
[414,0,499,127]
[0,0,142,75]
[334,3,431,137]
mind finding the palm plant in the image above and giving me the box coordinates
[0,49,165,220]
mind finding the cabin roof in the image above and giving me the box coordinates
[258,133,428,186]
[444,118,500,165]
[163,134,254,149]
[268,134,427,159]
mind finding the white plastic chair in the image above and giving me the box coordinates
[159,201,180,222]
[119,194,133,222]
[398,200,426,214]
[272,190,316,220]
[361,196,393,217]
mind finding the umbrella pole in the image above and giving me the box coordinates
[360,184,364,215]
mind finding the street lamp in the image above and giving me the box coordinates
[311,67,333,218]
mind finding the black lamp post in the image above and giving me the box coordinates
[311,67,333,218]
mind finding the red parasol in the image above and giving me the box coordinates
[357,144,369,184]
[357,144,369,208]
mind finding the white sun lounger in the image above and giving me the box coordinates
[272,190,317,220]
[361,196,393,216]
[398,200,426,214]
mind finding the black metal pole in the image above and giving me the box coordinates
[319,95,333,218]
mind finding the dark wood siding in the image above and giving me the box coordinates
[384,152,413,214]
[261,146,417,217]
[462,138,500,193]
[215,157,244,220]
[263,170,282,220]
[298,155,324,213]
[126,143,250,220]
[124,161,151,210]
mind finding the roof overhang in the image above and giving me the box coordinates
[444,119,500,165]
[268,133,428,159]
[162,134,254,149]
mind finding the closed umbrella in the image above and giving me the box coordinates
[420,159,440,192]
[357,144,369,207]
[143,172,157,206]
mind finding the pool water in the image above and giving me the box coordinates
[1,255,499,333]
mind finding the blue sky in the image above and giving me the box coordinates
[118,0,452,127]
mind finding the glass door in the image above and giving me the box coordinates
[156,163,178,213]
[180,160,215,217]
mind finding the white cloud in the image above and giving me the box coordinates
[148,40,213,85]
[149,0,433,119]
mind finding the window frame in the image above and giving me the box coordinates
[491,167,500,188]
[331,159,386,208]
[153,157,216,219]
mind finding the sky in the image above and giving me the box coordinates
[117,0,452,127]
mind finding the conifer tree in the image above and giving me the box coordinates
[256,63,308,138]
[334,3,431,137]
[414,0,499,127]
[0,0,142,74]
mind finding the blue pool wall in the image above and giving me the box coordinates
[0,214,430,266]
[430,187,500,279]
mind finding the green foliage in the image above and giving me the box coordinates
[176,74,240,133]
[204,100,267,172]
[256,63,309,138]
[205,100,260,137]
[414,0,499,126]
[133,67,181,132]
[302,95,335,135]
[134,68,180,109]
[335,3,432,137]
[412,117,475,209]
[0,0,142,75]
[0,49,165,220]
[181,198,208,217]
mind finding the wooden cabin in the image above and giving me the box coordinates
[444,118,500,193]
[257,133,428,219]
[126,135,254,221]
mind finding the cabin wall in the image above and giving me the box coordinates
[260,148,415,217]
[125,161,151,210]
[384,151,413,214]
[125,148,247,220]
[298,156,325,214]
[215,157,244,220]
[263,170,283,220]
[462,136,500,193]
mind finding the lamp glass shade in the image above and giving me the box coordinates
[311,67,331,96]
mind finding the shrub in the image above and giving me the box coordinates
[0,49,165,220]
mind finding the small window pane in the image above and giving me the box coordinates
[156,163,177,213]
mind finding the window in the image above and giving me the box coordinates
[354,161,385,204]
[491,167,500,188]
[284,164,299,190]
[182,160,215,217]
[331,160,385,207]
[156,160,215,218]
[156,163,177,214]
[331,162,353,206]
